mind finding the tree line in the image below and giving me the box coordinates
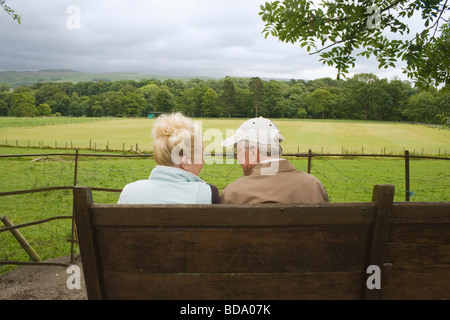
[0,74,448,125]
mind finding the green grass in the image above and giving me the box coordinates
[0,117,110,128]
[0,117,449,155]
[0,117,449,274]
[1,147,448,275]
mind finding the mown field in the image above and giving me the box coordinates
[0,117,449,155]
[0,117,449,273]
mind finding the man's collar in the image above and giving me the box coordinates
[249,158,295,176]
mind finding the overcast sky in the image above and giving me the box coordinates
[1,0,417,81]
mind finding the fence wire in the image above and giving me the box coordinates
[0,150,449,272]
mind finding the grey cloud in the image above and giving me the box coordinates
[0,0,409,81]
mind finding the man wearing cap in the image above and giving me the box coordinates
[220,117,329,204]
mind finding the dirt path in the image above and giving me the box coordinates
[0,255,87,300]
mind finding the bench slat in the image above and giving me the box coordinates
[73,185,450,300]
[94,225,372,273]
[101,272,365,300]
[90,204,375,226]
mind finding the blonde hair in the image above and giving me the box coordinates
[152,112,202,166]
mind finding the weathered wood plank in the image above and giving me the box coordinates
[381,271,450,300]
[392,202,450,223]
[384,224,450,273]
[73,185,450,300]
[90,204,375,226]
[73,186,103,300]
[363,184,395,300]
[101,272,365,300]
[95,225,371,273]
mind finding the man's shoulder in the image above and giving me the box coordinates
[222,175,249,192]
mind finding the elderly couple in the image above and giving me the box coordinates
[118,112,329,205]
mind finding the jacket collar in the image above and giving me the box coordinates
[249,158,296,176]
[149,165,206,183]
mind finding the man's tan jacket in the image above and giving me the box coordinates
[220,159,329,204]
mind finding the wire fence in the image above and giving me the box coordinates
[0,149,449,272]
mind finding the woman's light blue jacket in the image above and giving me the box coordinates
[117,165,212,204]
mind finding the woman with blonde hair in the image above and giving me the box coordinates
[118,112,219,204]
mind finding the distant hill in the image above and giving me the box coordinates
[0,69,215,87]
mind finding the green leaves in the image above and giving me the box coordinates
[259,0,450,86]
[0,0,21,24]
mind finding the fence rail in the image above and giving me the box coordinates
[1,149,449,269]
[2,138,449,157]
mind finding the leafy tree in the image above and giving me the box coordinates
[36,103,52,117]
[77,96,92,117]
[220,78,237,117]
[155,87,176,113]
[436,90,450,126]
[13,85,31,94]
[58,82,76,97]
[403,91,438,123]
[47,92,70,115]
[201,87,220,117]
[162,79,186,96]
[100,91,124,116]
[180,87,204,117]
[87,82,102,96]
[249,77,265,117]
[260,0,450,86]
[272,98,291,118]
[9,92,36,117]
[123,93,146,117]
[287,83,308,118]
[139,84,160,114]
[306,88,335,119]
[371,79,394,121]
[0,92,10,116]
[235,88,253,118]
[68,101,83,117]
[263,80,287,117]
[296,107,307,118]
[0,82,10,92]
[384,78,416,120]
[344,73,388,120]
[116,85,147,116]
[74,82,91,96]
[405,23,450,87]
[90,101,104,117]
[34,84,66,106]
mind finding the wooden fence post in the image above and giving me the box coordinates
[307,149,312,174]
[74,148,79,186]
[405,150,410,202]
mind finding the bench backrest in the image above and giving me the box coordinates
[73,185,450,300]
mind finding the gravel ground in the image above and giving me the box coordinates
[0,255,87,300]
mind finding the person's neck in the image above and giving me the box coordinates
[258,157,283,164]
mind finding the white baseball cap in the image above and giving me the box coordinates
[221,116,283,147]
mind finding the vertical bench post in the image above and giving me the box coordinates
[73,186,103,300]
[363,184,395,300]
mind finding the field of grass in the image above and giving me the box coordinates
[0,117,110,128]
[1,146,448,272]
[0,117,449,155]
[0,117,449,273]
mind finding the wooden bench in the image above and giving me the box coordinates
[73,184,450,300]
